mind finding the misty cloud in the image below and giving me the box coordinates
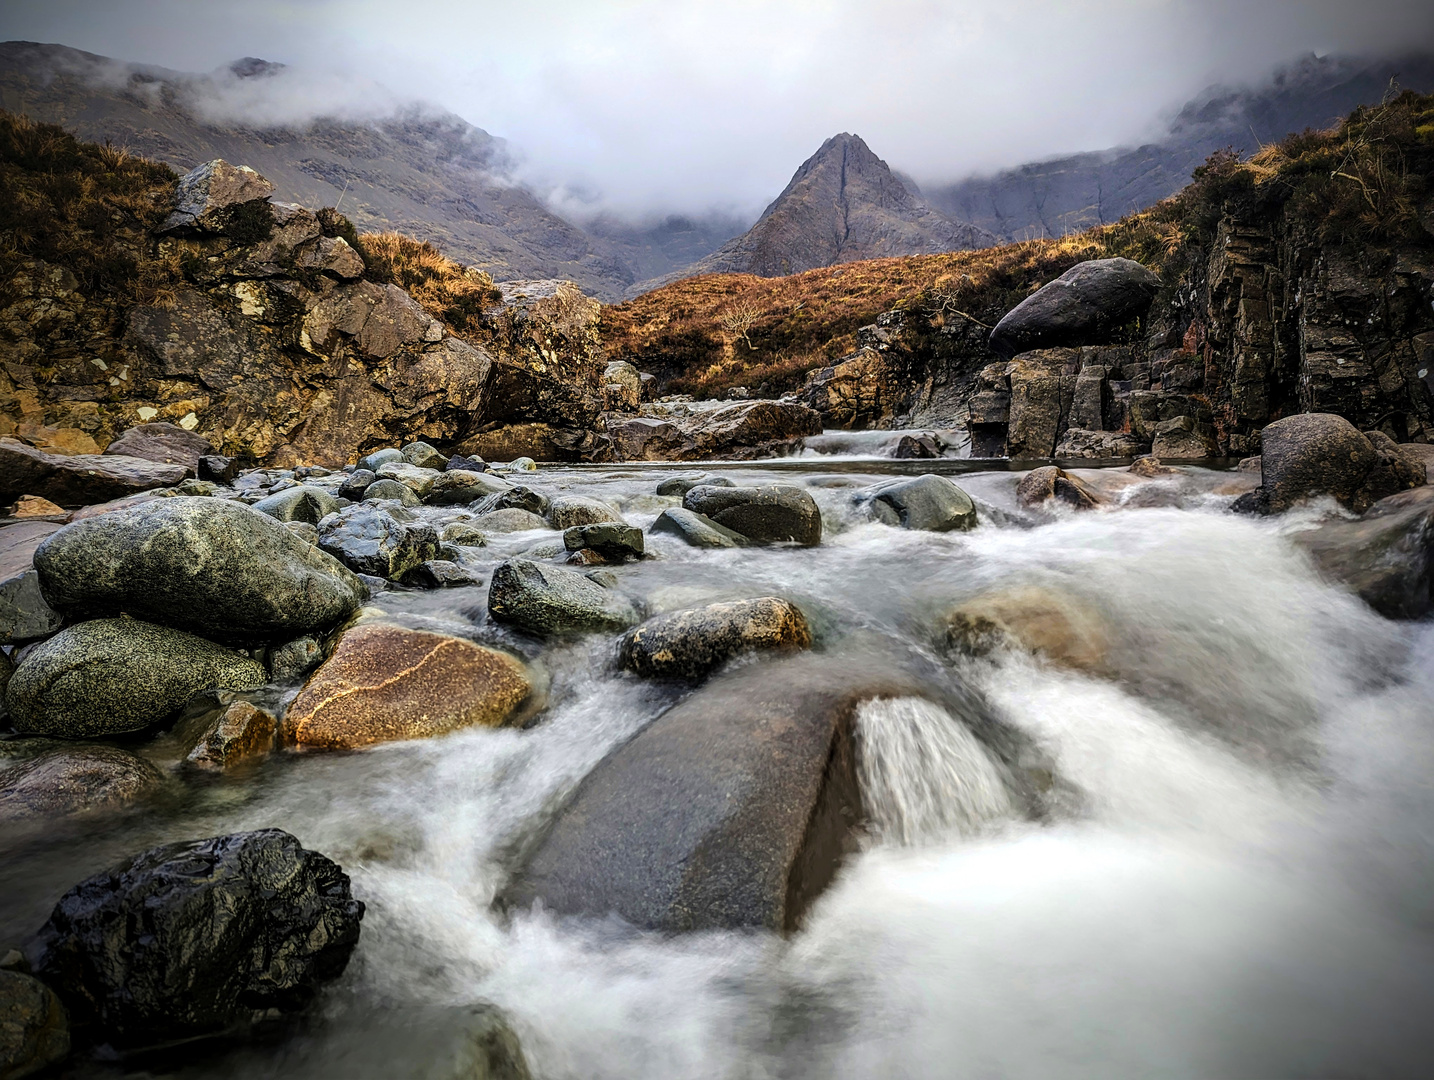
[3,0,1433,221]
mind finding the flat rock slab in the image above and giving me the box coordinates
[103,423,213,476]
[0,521,63,582]
[0,439,186,508]
[502,654,918,933]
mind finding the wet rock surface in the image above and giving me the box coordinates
[860,475,977,532]
[648,507,749,548]
[184,702,278,772]
[562,522,645,561]
[619,597,812,680]
[487,559,639,636]
[317,503,439,580]
[0,744,166,821]
[1015,465,1104,510]
[0,570,64,646]
[1293,486,1434,618]
[0,969,69,1079]
[682,485,822,546]
[546,495,624,529]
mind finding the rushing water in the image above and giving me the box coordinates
[4,457,1434,1078]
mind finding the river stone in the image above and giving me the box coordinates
[1293,485,1434,618]
[318,503,439,580]
[943,586,1109,672]
[268,635,325,682]
[251,484,342,524]
[374,461,440,498]
[0,970,69,1078]
[0,651,11,702]
[363,478,421,507]
[473,485,548,516]
[8,495,67,519]
[1260,413,1379,512]
[26,829,364,1047]
[619,598,812,680]
[197,455,240,484]
[863,475,977,532]
[648,507,749,548]
[473,509,550,533]
[1015,466,1103,510]
[655,474,735,497]
[103,423,213,477]
[283,624,530,750]
[547,495,624,529]
[0,439,187,508]
[185,702,277,772]
[338,469,376,501]
[0,569,64,645]
[440,522,488,546]
[401,441,448,470]
[358,448,403,473]
[563,523,645,561]
[425,470,513,505]
[446,454,487,473]
[32,498,366,641]
[6,618,266,737]
[988,257,1161,358]
[487,559,639,636]
[500,654,900,932]
[682,485,822,546]
[0,745,166,821]
[405,559,486,588]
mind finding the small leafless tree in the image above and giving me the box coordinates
[720,303,760,349]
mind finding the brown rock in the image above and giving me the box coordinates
[185,702,278,772]
[13,423,99,455]
[0,440,186,508]
[283,624,531,750]
[0,969,69,1079]
[7,496,67,520]
[1129,456,1179,478]
[605,400,822,462]
[0,744,166,821]
[943,586,1109,672]
[1015,465,1104,509]
[103,422,214,476]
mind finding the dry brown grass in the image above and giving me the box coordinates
[357,230,500,334]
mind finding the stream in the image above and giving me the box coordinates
[3,455,1434,1078]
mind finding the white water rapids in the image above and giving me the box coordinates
[3,460,1433,1077]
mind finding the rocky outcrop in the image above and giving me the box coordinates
[26,830,363,1047]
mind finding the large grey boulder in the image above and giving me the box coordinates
[102,423,213,477]
[33,498,365,641]
[988,257,1161,358]
[0,970,69,1078]
[26,830,363,1047]
[6,618,266,737]
[158,159,276,233]
[1293,486,1434,618]
[251,484,341,524]
[362,478,420,507]
[682,485,822,546]
[0,744,166,821]
[487,559,639,636]
[317,503,438,580]
[0,439,186,508]
[1258,413,1382,512]
[860,475,977,532]
[547,495,624,529]
[648,507,749,548]
[0,569,64,645]
[619,598,812,680]
[563,523,645,561]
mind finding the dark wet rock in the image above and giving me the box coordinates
[487,559,639,636]
[1260,413,1379,512]
[1293,486,1434,618]
[358,448,403,473]
[648,507,749,549]
[988,257,1161,358]
[317,504,439,581]
[197,455,240,484]
[158,159,276,233]
[0,439,187,509]
[26,829,363,1047]
[102,423,213,477]
[446,454,487,473]
[894,434,941,459]
[267,636,325,683]
[619,598,812,680]
[474,486,548,516]
[861,475,976,532]
[501,655,890,933]
[6,618,265,737]
[362,478,421,507]
[34,498,365,642]
[251,485,342,525]
[1015,466,1103,510]
[473,509,550,533]
[184,702,277,772]
[283,624,529,749]
[942,586,1110,672]
[425,470,513,506]
[401,441,448,470]
[0,570,64,645]
[374,462,440,498]
[655,474,734,497]
[405,560,486,589]
[682,485,822,546]
[337,469,376,501]
[0,744,165,822]
[563,523,645,561]
[547,495,624,530]
[0,969,69,1078]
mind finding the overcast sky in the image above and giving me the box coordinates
[3,0,1433,220]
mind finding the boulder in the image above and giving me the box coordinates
[196,455,240,484]
[251,484,342,524]
[1015,466,1104,510]
[317,504,439,580]
[358,448,403,473]
[473,485,548,516]
[425,470,513,505]
[487,559,639,636]
[33,498,366,641]
[563,523,645,561]
[267,635,325,682]
[404,559,486,588]
[655,474,734,497]
[648,507,749,549]
[102,423,213,477]
[547,495,624,529]
[7,496,67,519]
[619,598,811,680]
[682,485,822,546]
[362,478,420,507]
[0,970,69,1078]
[0,569,64,645]
[500,655,890,932]
[374,461,440,498]
[158,159,276,233]
[283,624,530,750]
[0,439,187,508]
[6,618,266,737]
[441,522,488,546]
[446,454,487,472]
[605,400,822,461]
[1150,416,1214,459]
[185,702,277,772]
[861,475,977,532]
[1293,486,1434,618]
[894,434,941,459]
[942,586,1109,672]
[0,745,165,821]
[472,509,550,533]
[988,257,1162,358]
[338,469,376,500]
[26,830,363,1046]
[400,441,448,470]
[1259,413,1379,512]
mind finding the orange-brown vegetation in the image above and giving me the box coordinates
[356,230,501,335]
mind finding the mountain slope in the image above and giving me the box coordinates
[927,51,1434,241]
[661,133,994,285]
